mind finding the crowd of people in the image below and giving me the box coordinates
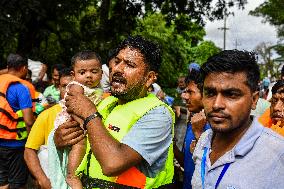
[0,35,284,189]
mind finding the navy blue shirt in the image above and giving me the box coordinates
[183,122,210,189]
[0,82,32,148]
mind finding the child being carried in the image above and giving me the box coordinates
[49,50,104,189]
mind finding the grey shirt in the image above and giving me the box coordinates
[121,105,173,178]
[192,117,284,189]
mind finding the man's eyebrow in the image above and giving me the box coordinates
[124,59,136,65]
[222,88,242,92]
[276,88,284,94]
[203,86,242,92]
[203,86,215,91]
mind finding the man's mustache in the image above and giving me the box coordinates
[271,112,284,118]
[207,111,230,119]
[111,73,127,84]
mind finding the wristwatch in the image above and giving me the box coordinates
[83,112,102,130]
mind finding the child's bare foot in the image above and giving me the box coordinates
[66,174,83,189]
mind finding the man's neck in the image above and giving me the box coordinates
[7,70,23,79]
[209,118,252,165]
[117,89,148,105]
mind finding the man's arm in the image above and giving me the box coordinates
[81,113,143,176]
[62,92,155,176]
[22,108,35,133]
[55,116,142,176]
[24,148,51,189]
[7,83,35,133]
[173,142,184,167]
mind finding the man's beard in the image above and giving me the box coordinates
[111,81,146,102]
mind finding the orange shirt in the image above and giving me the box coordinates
[258,108,284,137]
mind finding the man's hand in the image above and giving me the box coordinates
[24,148,51,189]
[37,176,51,189]
[191,110,207,140]
[54,120,85,148]
[65,90,97,120]
[174,106,181,118]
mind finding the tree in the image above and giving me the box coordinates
[190,41,221,65]
[0,0,246,72]
[250,0,284,27]
[132,13,220,89]
[146,0,247,25]
[0,0,95,67]
[250,0,284,57]
[254,42,281,80]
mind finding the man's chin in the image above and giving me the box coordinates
[272,118,283,124]
[209,121,232,133]
[111,88,127,97]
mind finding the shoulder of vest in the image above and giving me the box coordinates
[97,96,118,112]
[0,74,23,94]
[125,94,175,121]
[98,94,175,122]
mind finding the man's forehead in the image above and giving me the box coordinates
[118,47,143,59]
[275,87,284,94]
[273,88,284,98]
[204,72,248,88]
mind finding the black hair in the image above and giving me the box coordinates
[272,80,284,94]
[71,50,102,68]
[185,69,203,91]
[52,64,66,72]
[110,35,162,72]
[7,53,28,70]
[59,67,72,79]
[201,50,260,92]
[28,69,32,76]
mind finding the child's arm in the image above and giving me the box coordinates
[68,84,85,125]
[66,138,86,188]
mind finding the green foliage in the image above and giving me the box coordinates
[0,0,245,77]
[250,0,284,57]
[250,0,284,26]
[132,13,220,88]
[132,13,201,88]
[190,41,221,65]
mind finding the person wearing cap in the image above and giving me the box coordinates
[260,78,270,100]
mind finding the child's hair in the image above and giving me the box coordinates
[71,50,102,68]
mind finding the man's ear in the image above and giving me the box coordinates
[145,71,157,88]
[251,91,259,110]
[20,65,27,74]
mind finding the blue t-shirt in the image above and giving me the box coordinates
[183,122,210,189]
[0,82,32,148]
[121,105,173,178]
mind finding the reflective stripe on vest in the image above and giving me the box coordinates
[0,74,35,140]
[77,93,175,189]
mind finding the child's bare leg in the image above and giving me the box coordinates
[66,138,86,189]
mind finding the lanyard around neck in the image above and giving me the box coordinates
[201,147,231,189]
